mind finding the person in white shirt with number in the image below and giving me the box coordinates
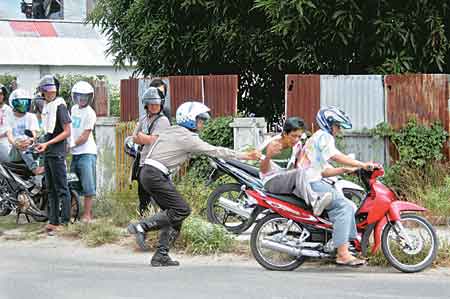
[70,81,97,223]
[0,84,12,162]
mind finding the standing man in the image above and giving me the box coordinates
[128,101,260,267]
[36,75,71,235]
[133,80,171,216]
[70,81,97,223]
[0,84,12,162]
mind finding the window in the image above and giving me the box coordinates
[21,0,63,20]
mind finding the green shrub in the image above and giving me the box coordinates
[178,216,236,255]
[94,182,140,226]
[0,74,16,92]
[109,85,120,117]
[372,119,448,168]
[175,171,213,216]
[189,116,234,179]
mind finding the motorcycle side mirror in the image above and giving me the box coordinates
[24,129,33,138]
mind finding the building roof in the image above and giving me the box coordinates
[0,19,115,66]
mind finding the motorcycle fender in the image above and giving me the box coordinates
[388,201,427,222]
[371,202,427,254]
[372,217,388,254]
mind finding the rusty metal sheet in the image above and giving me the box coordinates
[285,75,320,132]
[120,78,139,121]
[169,76,203,116]
[169,75,237,117]
[385,74,449,160]
[385,74,449,130]
[203,75,238,117]
[93,80,108,117]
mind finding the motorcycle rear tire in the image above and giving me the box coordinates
[0,204,12,216]
[207,183,253,234]
[251,213,306,271]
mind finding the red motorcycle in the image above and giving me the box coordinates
[248,166,438,273]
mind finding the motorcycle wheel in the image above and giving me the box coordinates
[206,183,253,234]
[0,180,11,216]
[381,214,438,273]
[250,213,306,271]
[0,200,12,216]
[68,189,80,223]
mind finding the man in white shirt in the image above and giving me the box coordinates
[0,84,12,162]
[70,81,97,223]
[6,89,43,175]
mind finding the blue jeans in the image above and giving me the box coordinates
[9,146,39,170]
[70,154,96,197]
[310,181,357,247]
[0,143,10,162]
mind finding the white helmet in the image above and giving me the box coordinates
[176,101,211,130]
[71,81,94,108]
[9,89,32,113]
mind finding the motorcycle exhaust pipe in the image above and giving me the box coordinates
[260,239,326,258]
[217,196,252,219]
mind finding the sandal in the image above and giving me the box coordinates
[336,257,366,267]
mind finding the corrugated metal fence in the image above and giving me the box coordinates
[121,75,238,121]
[286,74,449,164]
[92,80,108,117]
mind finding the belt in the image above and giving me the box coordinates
[144,158,170,176]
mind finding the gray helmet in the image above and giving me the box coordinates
[142,86,162,107]
[38,75,60,94]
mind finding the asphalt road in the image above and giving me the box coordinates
[0,238,449,299]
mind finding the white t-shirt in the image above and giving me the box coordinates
[298,129,341,182]
[70,105,97,155]
[9,112,39,140]
[0,104,12,144]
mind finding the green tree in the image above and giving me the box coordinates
[88,0,450,124]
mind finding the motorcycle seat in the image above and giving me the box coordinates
[3,161,33,177]
[265,192,310,211]
[226,160,260,178]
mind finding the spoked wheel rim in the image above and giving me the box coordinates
[69,190,80,223]
[255,216,303,268]
[211,188,248,230]
[384,216,436,270]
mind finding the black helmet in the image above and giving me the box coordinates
[31,92,45,114]
[0,84,9,105]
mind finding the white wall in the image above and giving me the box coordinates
[49,65,133,86]
[0,65,134,92]
[0,65,41,91]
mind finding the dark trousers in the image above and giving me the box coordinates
[138,175,153,216]
[44,155,71,225]
[139,165,191,232]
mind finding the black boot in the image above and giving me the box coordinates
[150,227,180,267]
[128,211,171,251]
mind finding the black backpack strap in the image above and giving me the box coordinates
[146,113,164,135]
